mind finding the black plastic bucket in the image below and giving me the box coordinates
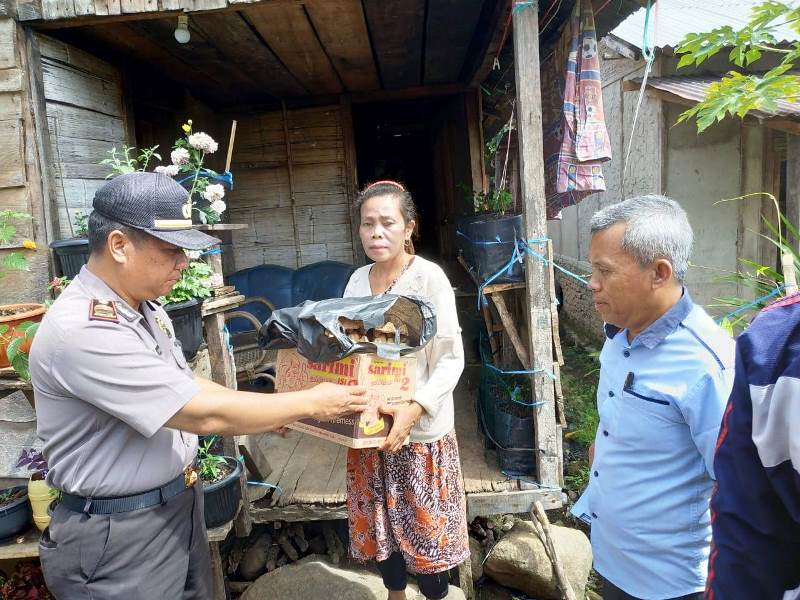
[0,486,30,543]
[464,213,524,283]
[497,448,536,476]
[494,403,534,448]
[456,213,490,269]
[165,298,203,361]
[203,457,243,529]
[50,238,90,279]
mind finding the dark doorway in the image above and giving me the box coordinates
[353,97,450,260]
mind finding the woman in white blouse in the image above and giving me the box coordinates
[344,180,468,600]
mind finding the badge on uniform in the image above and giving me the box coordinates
[88,299,119,323]
[155,315,172,338]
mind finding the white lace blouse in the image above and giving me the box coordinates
[343,255,465,443]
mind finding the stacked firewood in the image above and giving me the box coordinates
[333,317,410,345]
[228,520,349,583]
[469,514,516,551]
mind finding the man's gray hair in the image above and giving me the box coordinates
[589,195,693,282]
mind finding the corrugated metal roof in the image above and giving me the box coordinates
[635,75,800,120]
[611,0,800,50]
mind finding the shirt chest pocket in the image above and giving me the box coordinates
[616,384,683,438]
[171,341,189,370]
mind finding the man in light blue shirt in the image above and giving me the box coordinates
[571,195,735,600]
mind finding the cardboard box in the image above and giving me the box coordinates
[275,348,416,448]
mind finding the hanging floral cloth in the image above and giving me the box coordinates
[542,0,612,219]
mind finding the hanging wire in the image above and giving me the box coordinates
[622,0,657,179]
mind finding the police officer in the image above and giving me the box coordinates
[29,172,367,599]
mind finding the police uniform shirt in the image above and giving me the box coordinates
[29,266,200,497]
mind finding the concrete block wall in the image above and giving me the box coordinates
[555,256,604,347]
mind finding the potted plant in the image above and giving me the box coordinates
[0,211,45,376]
[0,562,54,599]
[49,211,90,279]
[151,120,230,225]
[161,258,219,361]
[0,485,30,543]
[15,448,57,532]
[457,183,523,283]
[198,436,242,529]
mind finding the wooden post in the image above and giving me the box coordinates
[512,2,561,489]
[203,246,253,538]
[340,95,365,265]
[281,101,303,268]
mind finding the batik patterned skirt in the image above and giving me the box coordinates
[346,429,470,574]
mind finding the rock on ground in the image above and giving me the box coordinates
[241,555,467,600]
[469,536,485,583]
[483,520,592,600]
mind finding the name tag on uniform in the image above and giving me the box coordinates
[89,299,119,323]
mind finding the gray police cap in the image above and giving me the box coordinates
[92,172,219,250]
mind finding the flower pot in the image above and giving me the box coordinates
[202,456,242,529]
[0,486,31,543]
[0,304,46,369]
[49,238,90,279]
[164,298,203,361]
[28,473,55,531]
[456,213,491,269]
[463,213,524,283]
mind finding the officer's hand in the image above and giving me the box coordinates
[310,383,368,420]
[378,401,424,452]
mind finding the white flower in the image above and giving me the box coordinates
[210,199,227,215]
[203,184,225,203]
[155,164,180,177]
[171,148,190,166]
[185,250,202,259]
[188,132,218,154]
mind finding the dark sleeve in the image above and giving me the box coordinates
[708,308,800,598]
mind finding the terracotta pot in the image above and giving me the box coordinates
[28,473,54,531]
[0,304,46,369]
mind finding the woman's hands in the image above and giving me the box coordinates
[378,401,425,452]
[309,383,368,420]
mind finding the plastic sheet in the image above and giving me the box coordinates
[258,294,436,363]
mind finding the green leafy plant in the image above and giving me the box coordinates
[0,488,22,506]
[73,211,89,238]
[197,437,228,482]
[708,193,798,334]
[1,321,39,382]
[459,182,514,214]
[676,1,800,132]
[161,260,214,305]
[0,211,35,275]
[100,145,161,177]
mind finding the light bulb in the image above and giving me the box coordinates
[174,16,190,44]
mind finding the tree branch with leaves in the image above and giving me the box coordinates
[676,1,800,132]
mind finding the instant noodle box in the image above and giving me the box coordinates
[275,348,417,448]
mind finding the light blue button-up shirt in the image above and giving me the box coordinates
[571,291,735,599]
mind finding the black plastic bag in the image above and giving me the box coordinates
[258,294,437,363]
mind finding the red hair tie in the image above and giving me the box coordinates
[365,180,406,192]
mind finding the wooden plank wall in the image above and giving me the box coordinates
[227,104,355,270]
[0,20,50,305]
[38,35,128,239]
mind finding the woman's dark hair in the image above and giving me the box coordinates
[87,211,145,254]
[355,180,419,253]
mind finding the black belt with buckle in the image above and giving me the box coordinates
[59,465,198,515]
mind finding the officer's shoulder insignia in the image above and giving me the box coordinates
[115,302,138,322]
[155,315,172,338]
[88,299,119,323]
